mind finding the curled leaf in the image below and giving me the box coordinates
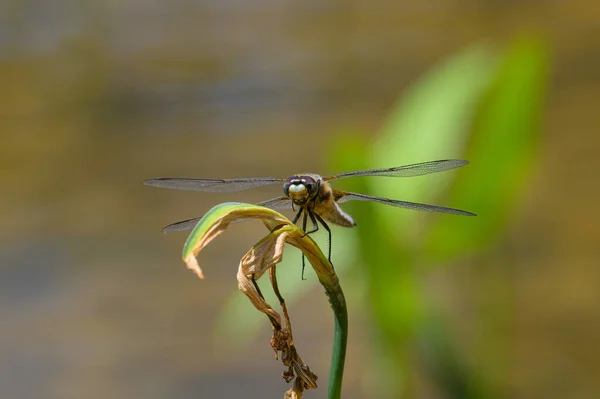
[182,202,289,279]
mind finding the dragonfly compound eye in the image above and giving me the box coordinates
[304,182,315,194]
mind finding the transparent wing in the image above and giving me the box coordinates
[162,217,203,233]
[161,196,292,233]
[256,196,292,211]
[324,159,469,181]
[334,190,476,216]
[144,177,285,193]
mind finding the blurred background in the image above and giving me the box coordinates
[2,1,599,398]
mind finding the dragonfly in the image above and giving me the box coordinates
[144,159,476,277]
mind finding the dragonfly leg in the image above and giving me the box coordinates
[292,208,303,224]
[301,212,308,280]
[301,211,308,234]
[304,210,320,236]
[314,213,334,269]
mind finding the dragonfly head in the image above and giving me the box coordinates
[283,175,319,205]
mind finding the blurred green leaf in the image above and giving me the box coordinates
[328,38,549,399]
[343,43,500,335]
[368,43,497,242]
[425,37,549,259]
[324,44,502,398]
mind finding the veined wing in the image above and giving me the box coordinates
[257,196,292,211]
[333,190,476,216]
[144,177,285,193]
[161,196,292,232]
[162,217,203,233]
[323,159,469,181]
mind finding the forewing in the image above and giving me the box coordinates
[161,196,292,233]
[333,190,476,216]
[324,159,469,181]
[144,177,284,192]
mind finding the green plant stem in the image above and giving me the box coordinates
[321,280,348,399]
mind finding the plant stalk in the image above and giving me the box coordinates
[321,278,348,399]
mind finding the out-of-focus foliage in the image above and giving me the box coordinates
[330,37,549,398]
[425,38,549,259]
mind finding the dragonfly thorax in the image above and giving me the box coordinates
[283,175,320,205]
